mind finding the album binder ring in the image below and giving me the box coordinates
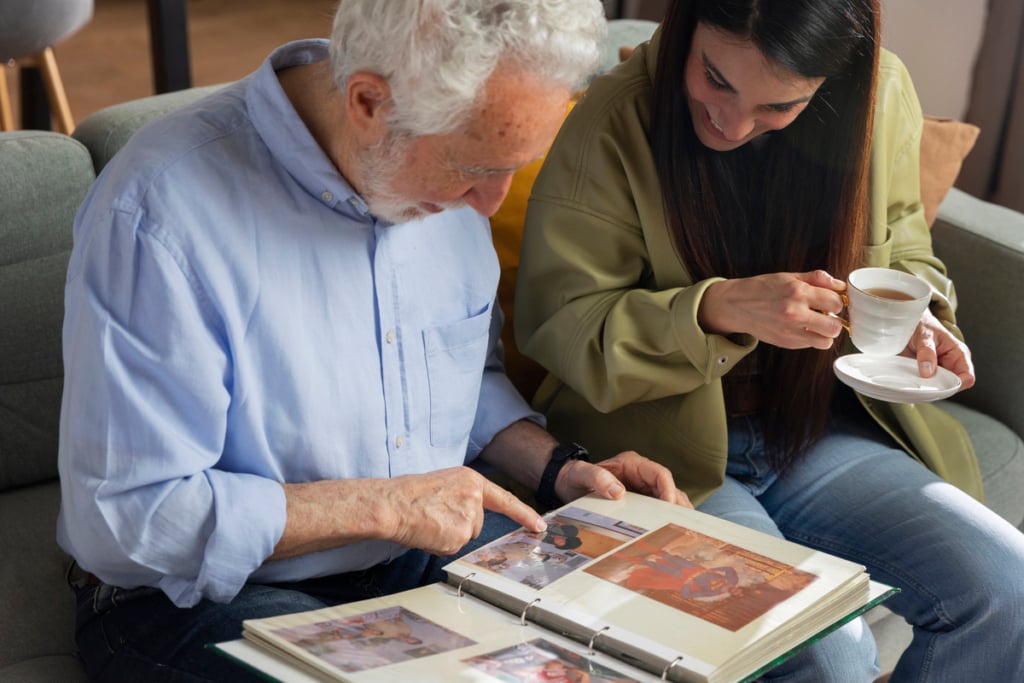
[661,655,684,680]
[587,625,610,654]
[456,572,476,598]
[520,598,541,626]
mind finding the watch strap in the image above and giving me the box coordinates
[535,442,589,510]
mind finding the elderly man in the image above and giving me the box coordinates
[57,1,689,680]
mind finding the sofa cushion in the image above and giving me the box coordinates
[0,655,89,683]
[491,98,578,400]
[0,132,90,266]
[932,188,1024,441]
[920,117,980,228]
[0,132,93,491]
[0,483,77,671]
[941,401,1024,527]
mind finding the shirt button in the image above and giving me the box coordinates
[717,356,729,365]
[385,330,396,344]
[395,436,404,449]
[321,190,333,203]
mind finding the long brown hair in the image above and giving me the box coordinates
[650,0,880,470]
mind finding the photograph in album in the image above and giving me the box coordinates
[460,504,647,589]
[463,638,644,682]
[265,605,475,674]
[585,523,817,631]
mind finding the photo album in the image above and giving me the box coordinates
[211,492,895,683]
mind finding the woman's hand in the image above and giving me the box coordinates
[903,308,976,390]
[698,270,847,349]
[554,451,693,508]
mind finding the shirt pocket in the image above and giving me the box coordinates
[422,306,491,448]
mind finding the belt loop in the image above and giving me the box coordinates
[64,559,78,590]
[66,559,104,590]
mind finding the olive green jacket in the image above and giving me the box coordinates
[514,31,982,505]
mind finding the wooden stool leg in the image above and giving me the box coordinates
[37,47,74,135]
[0,69,14,132]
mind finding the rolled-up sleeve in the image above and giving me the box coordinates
[59,203,285,607]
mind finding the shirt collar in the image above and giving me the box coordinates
[246,39,370,218]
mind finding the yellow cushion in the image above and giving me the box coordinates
[490,99,577,400]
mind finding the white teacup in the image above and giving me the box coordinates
[843,267,931,356]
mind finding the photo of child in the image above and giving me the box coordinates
[460,507,648,589]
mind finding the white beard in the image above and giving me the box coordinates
[357,133,464,224]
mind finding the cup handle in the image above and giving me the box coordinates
[832,292,851,333]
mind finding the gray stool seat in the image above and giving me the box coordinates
[0,0,93,61]
[0,0,94,134]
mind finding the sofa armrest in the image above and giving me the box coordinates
[932,187,1024,438]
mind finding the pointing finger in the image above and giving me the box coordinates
[482,479,547,533]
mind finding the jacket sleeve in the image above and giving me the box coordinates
[514,72,756,415]
[870,51,962,338]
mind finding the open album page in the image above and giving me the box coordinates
[235,581,662,682]
[444,493,875,683]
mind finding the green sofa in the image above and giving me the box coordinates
[2,22,1022,681]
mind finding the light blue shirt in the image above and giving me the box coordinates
[57,40,540,607]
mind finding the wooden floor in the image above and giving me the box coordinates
[2,0,337,130]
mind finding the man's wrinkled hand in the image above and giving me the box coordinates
[384,467,546,556]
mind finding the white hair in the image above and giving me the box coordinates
[328,0,607,136]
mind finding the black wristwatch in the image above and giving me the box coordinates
[535,442,590,510]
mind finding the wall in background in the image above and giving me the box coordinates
[604,1,1022,211]
[880,0,987,119]
[607,0,988,120]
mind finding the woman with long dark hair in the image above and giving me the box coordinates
[515,1,1024,679]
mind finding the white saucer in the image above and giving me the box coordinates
[833,354,961,403]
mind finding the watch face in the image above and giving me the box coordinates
[552,442,589,462]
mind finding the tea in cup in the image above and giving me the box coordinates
[843,267,930,355]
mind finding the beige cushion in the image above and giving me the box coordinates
[920,116,980,227]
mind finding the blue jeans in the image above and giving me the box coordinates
[699,407,1024,682]
[71,511,522,682]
